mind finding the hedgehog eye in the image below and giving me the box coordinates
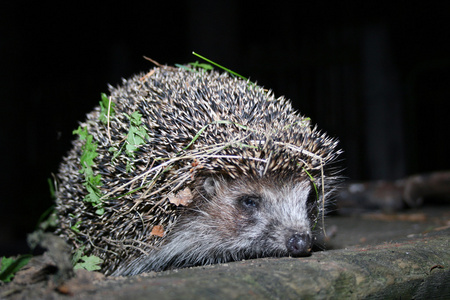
[238,195,260,210]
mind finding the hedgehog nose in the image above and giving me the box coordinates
[286,233,312,257]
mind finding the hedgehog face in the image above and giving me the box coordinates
[195,176,317,259]
[113,175,320,275]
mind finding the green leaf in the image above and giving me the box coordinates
[130,111,141,125]
[124,111,150,158]
[188,61,214,70]
[71,246,85,266]
[73,126,89,140]
[87,174,102,187]
[83,184,101,204]
[72,119,105,215]
[73,255,103,271]
[99,93,116,124]
[109,145,124,164]
[82,171,103,209]
[70,220,82,233]
[75,128,99,175]
[0,255,32,283]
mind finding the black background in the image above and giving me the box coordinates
[1,1,449,255]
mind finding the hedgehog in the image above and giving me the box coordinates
[54,64,341,276]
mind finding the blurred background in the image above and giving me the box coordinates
[1,1,449,256]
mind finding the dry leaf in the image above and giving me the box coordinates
[168,187,193,206]
[151,225,165,237]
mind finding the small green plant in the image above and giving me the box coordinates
[108,111,150,173]
[73,127,97,173]
[73,126,104,215]
[59,92,114,217]
[124,111,150,158]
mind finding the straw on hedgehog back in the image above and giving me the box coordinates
[55,66,341,276]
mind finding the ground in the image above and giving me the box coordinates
[1,205,449,299]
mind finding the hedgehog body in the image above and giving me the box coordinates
[54,66,341,276]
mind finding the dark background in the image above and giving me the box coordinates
[1,1,449,256]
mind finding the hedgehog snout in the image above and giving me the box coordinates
[286,232,312,257]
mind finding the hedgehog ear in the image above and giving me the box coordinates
[203,177,217,196]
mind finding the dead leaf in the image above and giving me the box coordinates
[168,187,193,206]
[151,225,165,237]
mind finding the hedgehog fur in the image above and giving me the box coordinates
[54,65,341,276]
